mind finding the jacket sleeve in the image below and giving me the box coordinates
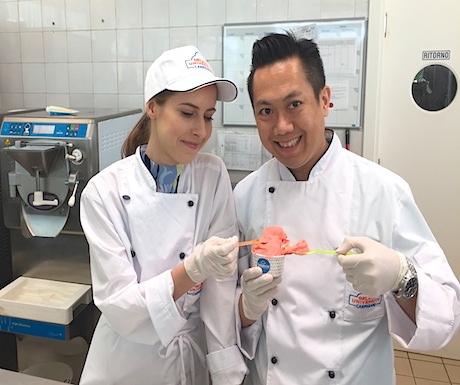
[80,182,186,347]
[233,243,265,360]
[199,160,248,384]
[386,188,460,350]
[232,171,267,361]
[201,277,248,384]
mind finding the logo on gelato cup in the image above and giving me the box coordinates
[256,257,271,274]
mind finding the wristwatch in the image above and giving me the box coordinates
[393,258,418,300]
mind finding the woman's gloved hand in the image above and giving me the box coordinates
[184,236,239,284]
[241,267,282,321]
[336,236,408,297]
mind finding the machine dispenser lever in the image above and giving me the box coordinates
[66,171,80,207]
[68,181,80,207]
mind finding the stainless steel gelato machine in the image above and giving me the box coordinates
[0,108,44,373]
[0,108,43,287]
[0,108,142,382]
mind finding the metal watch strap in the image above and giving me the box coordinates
[393,258,418,300]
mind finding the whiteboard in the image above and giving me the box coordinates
[223,18,367,129]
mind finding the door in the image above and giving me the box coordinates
[365,0,460,359]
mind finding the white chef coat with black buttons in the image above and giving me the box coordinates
[234,132,460,385]
[79,147,247,385]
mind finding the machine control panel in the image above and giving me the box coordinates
[1,121,88,138]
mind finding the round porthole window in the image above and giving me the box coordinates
[412,64,457,111]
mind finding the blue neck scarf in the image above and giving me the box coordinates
[140,145,183,193]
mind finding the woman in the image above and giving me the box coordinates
[79,46,247,385]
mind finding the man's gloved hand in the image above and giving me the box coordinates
[336,236,408,297]
[241,267,282,321]
[184,236,238,284]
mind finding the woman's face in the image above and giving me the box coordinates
[146,84,217,165]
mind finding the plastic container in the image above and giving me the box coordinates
[22,361,73,383]
[0,276,92,324]
[252,253,285,277]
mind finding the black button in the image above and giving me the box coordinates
[268,187,275,193]
[329,311,336,319]
[131,250,136,257]
[328,371,335,379]
[187,200,194,207]
[271,298,278,306]
[271,356,278,364]
[179,252,185,260]
[122,195,130,200]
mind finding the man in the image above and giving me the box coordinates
[234,32,460,384]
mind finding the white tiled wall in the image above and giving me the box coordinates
[0,0,368,127]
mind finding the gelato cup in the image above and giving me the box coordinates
[252,253,285,277]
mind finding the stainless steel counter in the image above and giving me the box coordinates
[0,369,68,384]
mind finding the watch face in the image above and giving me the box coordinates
[404,277,418,298]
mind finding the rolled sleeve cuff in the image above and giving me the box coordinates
[385,292,417,346]
[207,345,248,385]
[144,270,186,347]
[387,272,458,351]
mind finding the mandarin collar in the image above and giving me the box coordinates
[277,131,342,181]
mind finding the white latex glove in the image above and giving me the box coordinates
[336,236,408,297]
[241,267,282,321]
[184,235,238,284]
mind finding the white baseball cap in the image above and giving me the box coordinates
[144,45,238,104]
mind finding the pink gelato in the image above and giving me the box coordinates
[252,226,310,257]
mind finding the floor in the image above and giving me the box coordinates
[395,349,460,385]
[9,341,460,384]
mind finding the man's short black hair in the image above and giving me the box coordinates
[247,31,326,107]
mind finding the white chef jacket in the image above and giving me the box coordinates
[234,131,460,385]
[79,147,247,385]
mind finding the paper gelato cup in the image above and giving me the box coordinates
[252,253,285,277]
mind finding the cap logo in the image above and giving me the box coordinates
[185,52,212,73]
